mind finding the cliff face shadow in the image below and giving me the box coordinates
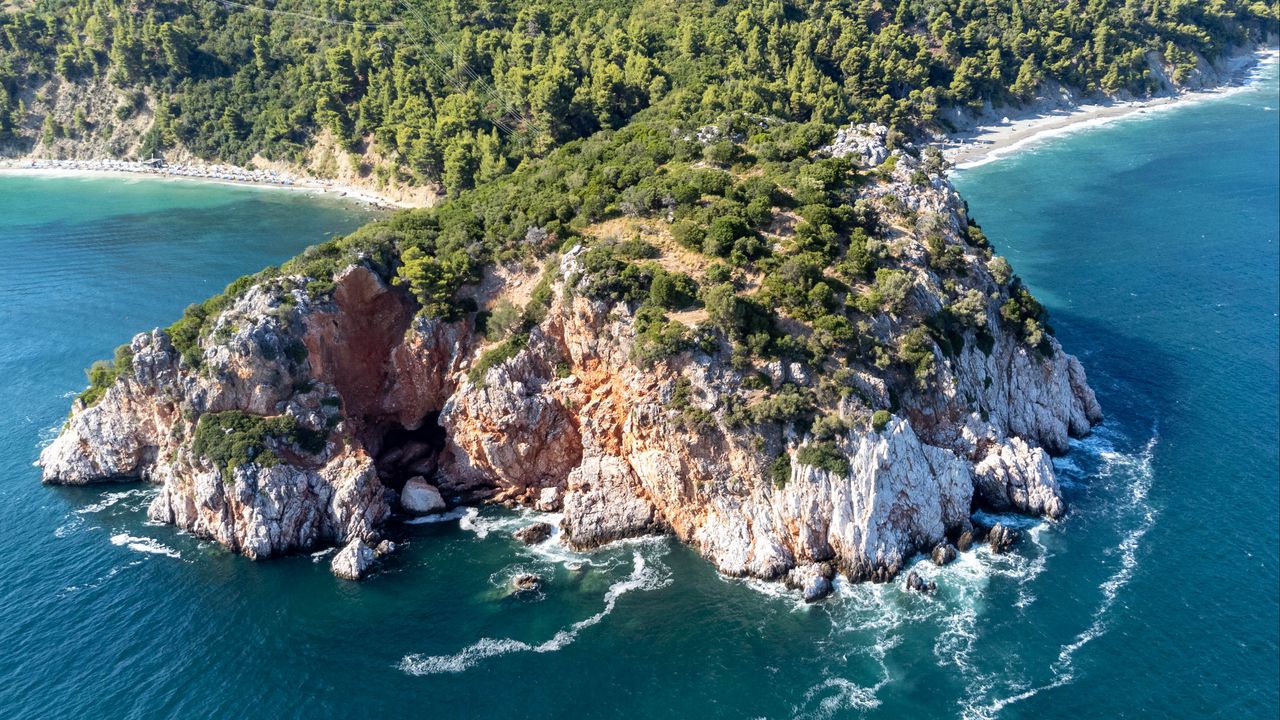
[1045,307,1174,435]
[371,413,447,492]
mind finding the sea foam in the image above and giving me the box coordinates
[398,548,671,675]
[961,433,1159,719]
[109,533,183,560]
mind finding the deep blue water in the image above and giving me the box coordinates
[0,64,1277,719]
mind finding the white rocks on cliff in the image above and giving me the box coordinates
[41,266,436,577]
[973,436,1063,519]
[401,477,446,514]
[41,124,1101,594]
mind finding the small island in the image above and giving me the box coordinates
[40,123,1101,597]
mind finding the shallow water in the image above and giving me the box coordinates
[0,64,1277,719]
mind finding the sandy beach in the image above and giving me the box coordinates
[3,48,1275,197]
[942,47,1280,170]
[0,157,419,209]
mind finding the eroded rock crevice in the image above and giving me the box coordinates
[370,413,447,492]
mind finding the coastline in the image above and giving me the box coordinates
[942,47,1280,170]
[5,48,1275,206]
[0,158,421,210]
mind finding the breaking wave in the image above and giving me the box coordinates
[58,559,144,597]
[961,430,1159,719]
[398,547,671,675]
[792,652,894,719]
[75,488,154,515]
[789,582,910,718]
[109,533,184,560]
[402,507,471,524]
[457,506,554,538]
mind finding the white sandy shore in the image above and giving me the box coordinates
[942,48,1280,170]
[0,157,416,209]
[4,48,1275,197]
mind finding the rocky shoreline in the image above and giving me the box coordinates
[39,125,1101,598]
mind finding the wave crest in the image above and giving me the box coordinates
[398,548,671,675]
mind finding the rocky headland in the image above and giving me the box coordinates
[40,124,1101,596]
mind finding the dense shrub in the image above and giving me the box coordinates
[769,454,792,489]
[750,384,814,425]
[191,410,325,482]
[855,268,913,315]
[987,256,1013,285]
[631,305,690,365]
[76,361,118,408]
[469,333,528,384]
[648,270,698,310]
[795,441,850,476]
[1000,283,1054,354]
[897,327,937,388]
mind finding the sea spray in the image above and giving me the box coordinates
[398,547,672,675]
[961,433,1160,719]
[109,533,184,560]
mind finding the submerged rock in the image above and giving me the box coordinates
[510,573,543,594]
[331,539,375,580]
[512,522,553,545]
[401,477,446,515]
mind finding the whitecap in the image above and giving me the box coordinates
[76,488,152,515]
[1051,455,1082,475]
[54,515,86,538]
[310,547,336,562]
[962,434,1159,718]
[729,574,810,611]
[398,548,671,675]
[794,676,884,717]
[456,506,649,571]
[458,506,524,538]
[792,632,899,718]
[58,560,144,597]
[110,533,183,559]
[971,510,1046,531]
[402,507,471,524]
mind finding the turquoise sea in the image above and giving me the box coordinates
[1,65,1277,718]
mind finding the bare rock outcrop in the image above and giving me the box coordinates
[41,266,444,576]
[931,542,958,566]
[331,538,376,580]
[513,522,554,545]
[401,477,446,514]
[785,562,836,603]
[986,523,1019,554]
[973,437,1063,518]
[40,125,1100,591]
[905,570,937,594]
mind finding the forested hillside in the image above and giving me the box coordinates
[1,0,1274,192]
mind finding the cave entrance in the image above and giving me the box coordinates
[370,412,447,491]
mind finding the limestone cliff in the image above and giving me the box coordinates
[41,125,1100,589]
